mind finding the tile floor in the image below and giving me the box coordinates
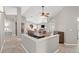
[1,37,26,53]
[1,36,79,53]
[58,40,79,53]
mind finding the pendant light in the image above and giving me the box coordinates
[40,6,49,23]
[41,6,49,17]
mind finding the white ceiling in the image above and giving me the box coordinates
[22,6,64,18]
[21,6,30,15]
[4,6,64,18]
[5,6,17,15]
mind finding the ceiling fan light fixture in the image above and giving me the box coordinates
[40,6,49,17]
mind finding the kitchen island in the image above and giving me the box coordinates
[21,34,59,53]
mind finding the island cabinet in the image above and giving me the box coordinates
[21,34,59,53]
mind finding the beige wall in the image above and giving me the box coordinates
[54,6,79,44]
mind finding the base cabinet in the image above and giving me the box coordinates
[54,31,64,44]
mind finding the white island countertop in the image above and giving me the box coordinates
[22,34,59,41]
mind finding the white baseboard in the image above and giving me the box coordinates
[54,49,59,53]
[21,44,29,53]
[64,43,77,46]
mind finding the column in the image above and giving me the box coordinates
[17,7,21,37]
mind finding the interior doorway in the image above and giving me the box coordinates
[77,17,79,40]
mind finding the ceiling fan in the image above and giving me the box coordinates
[40,6,49,17]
